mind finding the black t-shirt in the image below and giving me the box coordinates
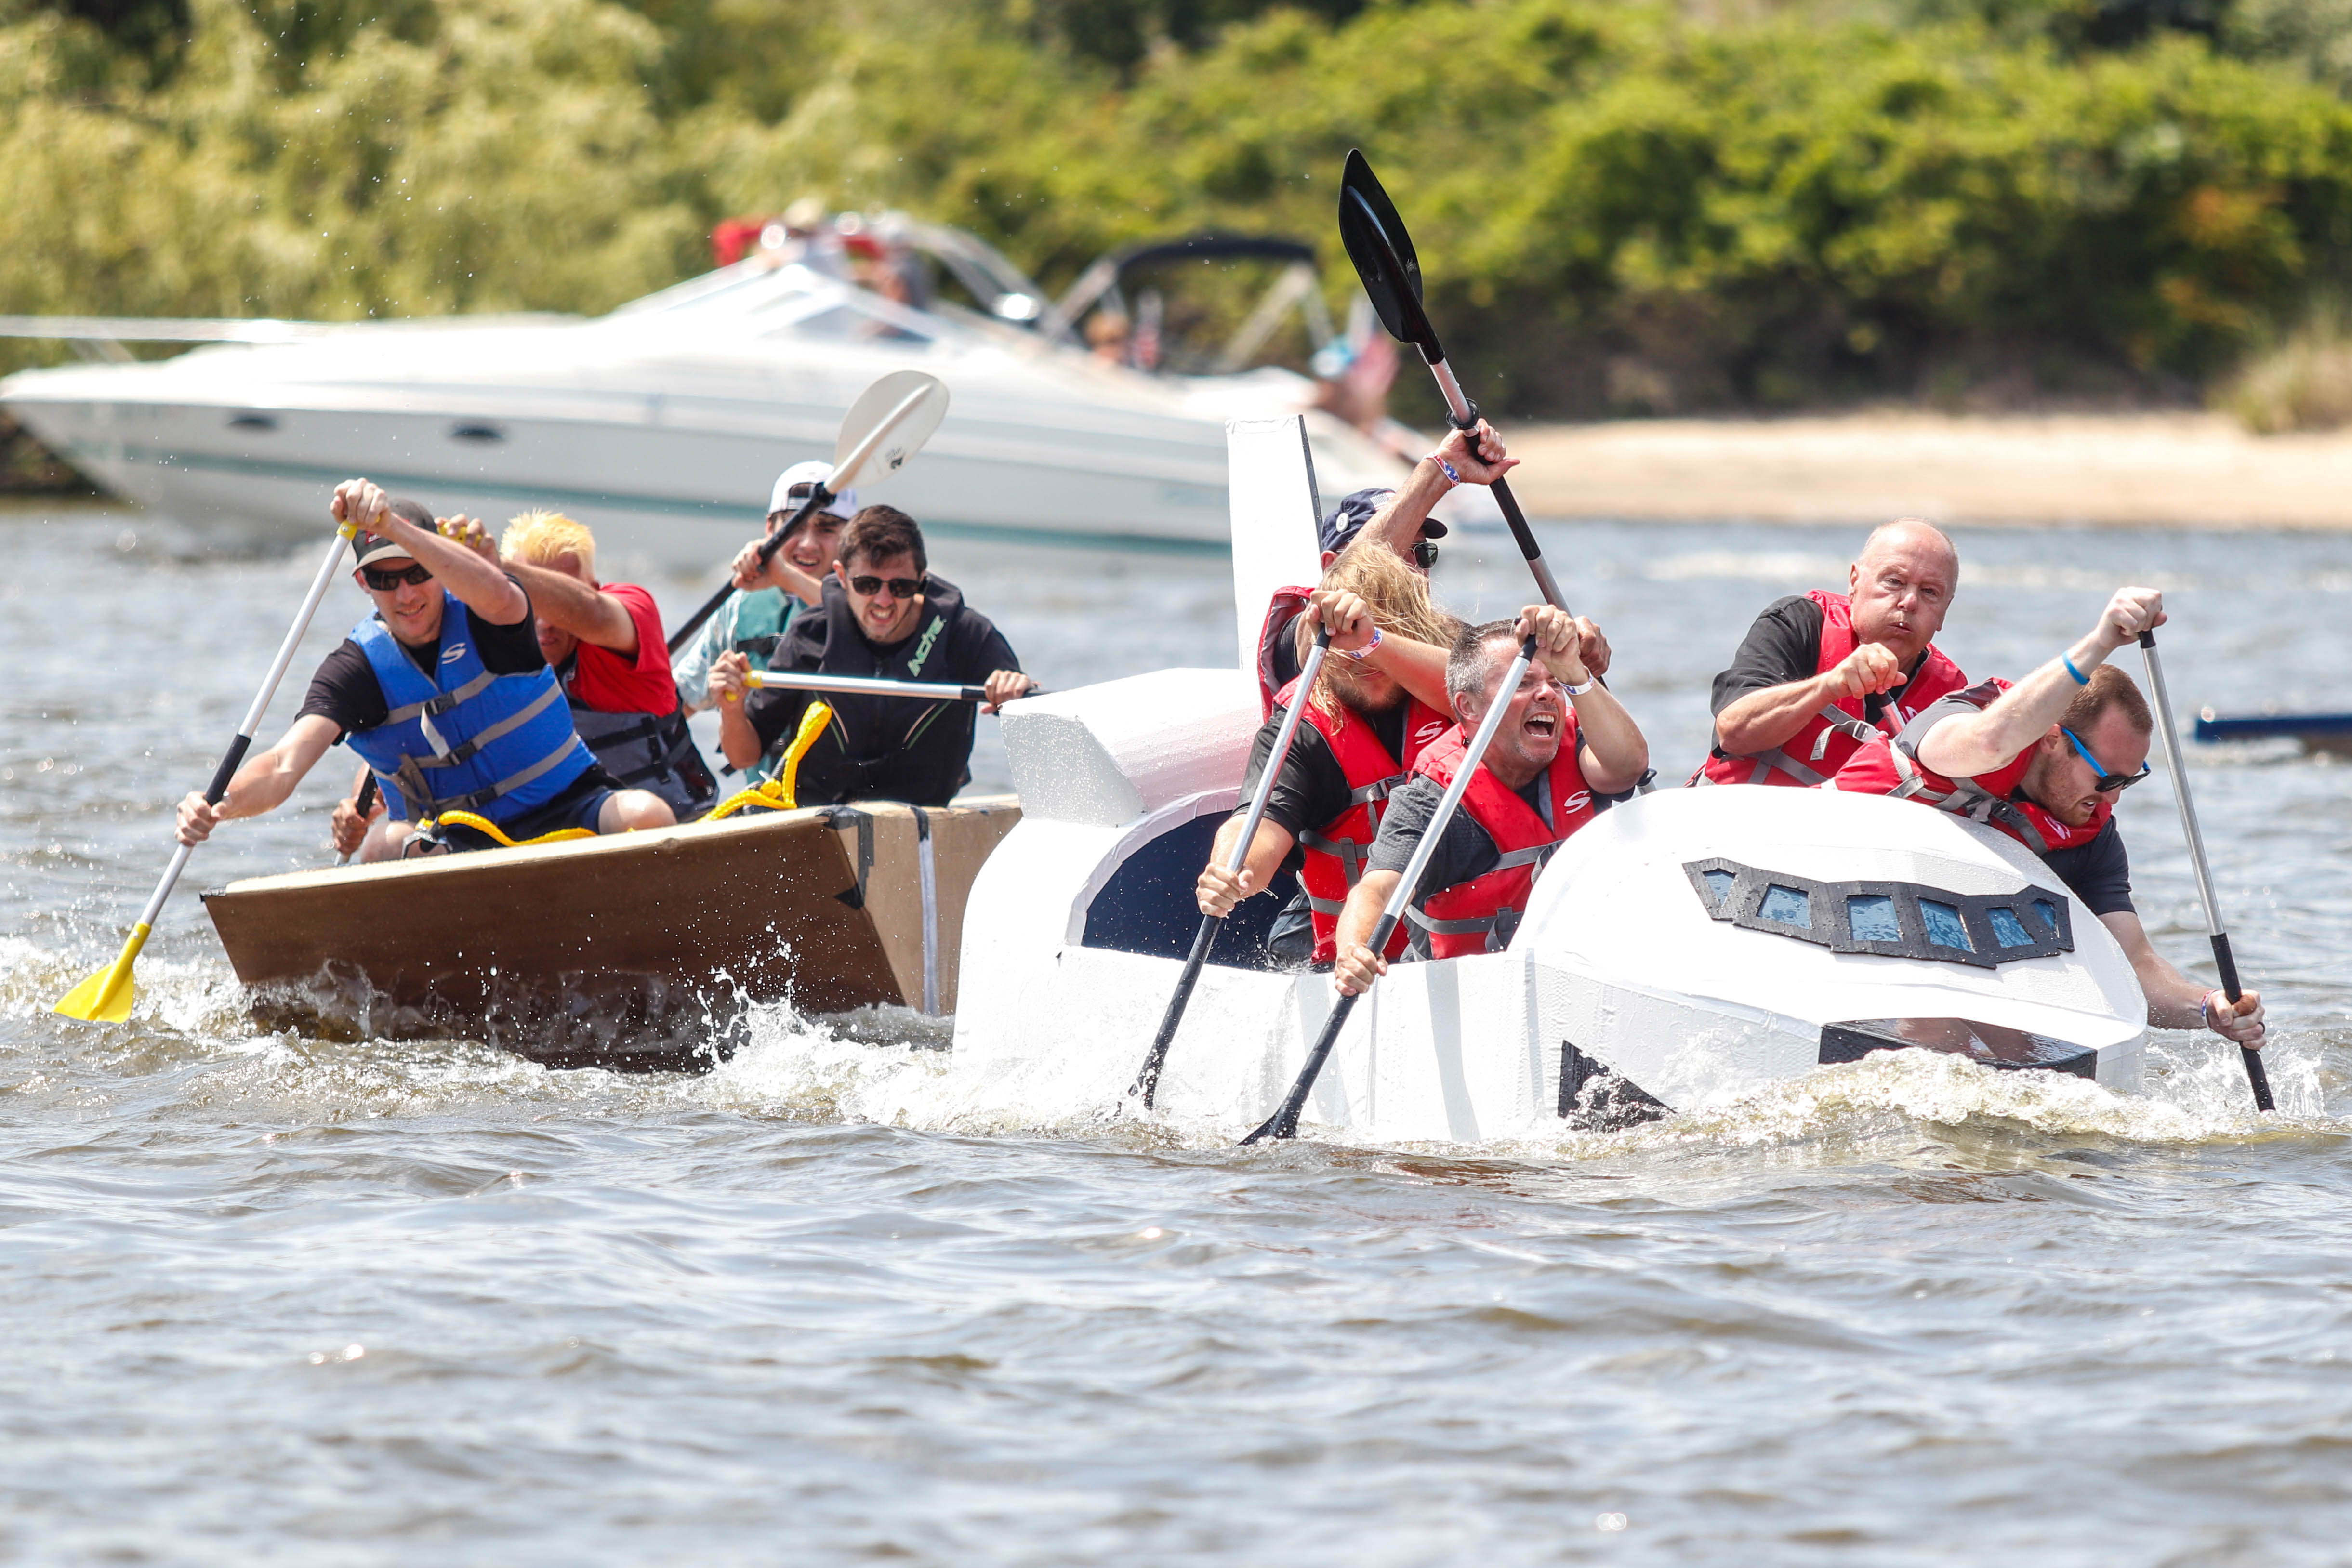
[1708,594,1938,757]
[2041,817,2133,917]
[297,581,545,741]
[1234,700,1411,842]
[1266,606,1306,692]
[1367,768,1554,899]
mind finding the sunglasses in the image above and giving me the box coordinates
[361,563,433,590]
[2061,726,2151,793]
[1413,540,1440,570]
[847,574,923,600]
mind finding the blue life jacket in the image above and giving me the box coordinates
[343,591,596,824]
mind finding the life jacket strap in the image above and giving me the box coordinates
[1297,826,1374,888]
[407,681,565,772]
[383,669,500,733]
[397,732,587,818]
[1809,704,1877,762]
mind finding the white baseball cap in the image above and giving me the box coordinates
[769,460,858,521]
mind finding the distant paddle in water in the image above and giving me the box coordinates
[667,370,950,655]
[2136,628,2274,1112]
[1241,634,1537,1144]
[55,518,361,1023]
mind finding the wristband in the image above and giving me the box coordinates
[1562,676,1596,697]
[2062,654,2090,686]
[1425,453,1461,486]
[1342,625,1383,659]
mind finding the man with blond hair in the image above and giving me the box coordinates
[469,509,716,818]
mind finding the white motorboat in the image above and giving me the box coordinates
[0,220,1461,567]
[943,418,2150,1143]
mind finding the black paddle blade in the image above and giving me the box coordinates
[1338,150,1441,361]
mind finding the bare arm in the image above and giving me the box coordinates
[1359,420,1517,558]
[1195,814,1298,918]
[173,714,342,843]
[336,482,528,626]
[1331,868,1402,995]
[1301,590,1451,712]
[1715,644,1905,757]
[2100,910,2266,1044]
[1572,685,1648,795]
[501,559,640,655]
[730,539,825,608]
[1918,587,2165,778]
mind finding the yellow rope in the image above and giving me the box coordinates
[700,701,833,820]
[417,809,597,849]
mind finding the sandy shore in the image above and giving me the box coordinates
[1504,411,2352,529]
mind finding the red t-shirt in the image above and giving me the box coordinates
[562,582,678,716]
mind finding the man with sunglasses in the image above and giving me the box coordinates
[671,461,856,719]
[179,480,668,861]
[1830,585,2266,1050]
[707,505,1034,805]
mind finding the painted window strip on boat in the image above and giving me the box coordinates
[1681,857,2075,970]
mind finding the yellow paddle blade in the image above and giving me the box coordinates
[777,701,833,812]
[53,922,152,1023]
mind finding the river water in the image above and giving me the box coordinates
[4,500,2349,1563]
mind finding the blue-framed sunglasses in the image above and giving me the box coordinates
[2061,727,2151,793]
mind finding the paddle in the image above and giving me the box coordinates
[1242,634,1537,1144]
[743,671,1034,704]
[1338,150,1567,615]
[56,521,360,1022]
[2136,629,2274,1112]
[336,774,378,867]
[1133,624,1335,1110]
[666,370,951,655]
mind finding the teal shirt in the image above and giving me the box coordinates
[672,587,806,709]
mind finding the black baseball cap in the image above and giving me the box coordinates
[351,500,436,568]
[1320,487,1448,556]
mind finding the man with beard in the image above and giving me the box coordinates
[1829,584,2266,1050]
[1331,608,1650,993]
[1695,518,1966,787]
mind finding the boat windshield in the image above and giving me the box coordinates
[605,262,940,347]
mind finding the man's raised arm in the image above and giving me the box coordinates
[1917,587,2165,779]
[335,481,528,626]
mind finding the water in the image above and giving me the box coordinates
[5,501,2351,1563]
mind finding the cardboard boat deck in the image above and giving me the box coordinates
[201,797,1020,1069]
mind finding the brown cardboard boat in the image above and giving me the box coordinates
[199,797,1021,1070]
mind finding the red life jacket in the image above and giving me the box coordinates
[1255,585,1316,717]
[1828,679,2111,856]
[1272,676,1448,966]
[1401,721,1597,960]
[1695,589,1968,787]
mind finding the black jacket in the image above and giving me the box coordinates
[743,573,1020,806]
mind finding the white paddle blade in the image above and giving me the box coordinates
[832,370,950,490]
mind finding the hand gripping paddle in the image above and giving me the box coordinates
[1242,635,1538,1144]
[668,369,951,654]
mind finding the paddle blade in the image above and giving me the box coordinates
[1338,150,1439,358]
[53,922,151,1023]
[833,370,951,490]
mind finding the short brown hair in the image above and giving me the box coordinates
[2062,664,2152,737]
[837,505,926,575]
[1445,619,1522,718]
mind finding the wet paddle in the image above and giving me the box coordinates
[2136,629,2274,1112]
[744,671,1033,704]
[1242,634,1536,1144]
[56,520,360,1023]
[1134,624,1334,1109]
[667,370,951,655]
[1337,150,1566,614]
[336,774,379,867]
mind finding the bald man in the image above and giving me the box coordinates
[1691,519,1969,788]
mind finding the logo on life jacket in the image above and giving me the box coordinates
[905,613,944,677]
[1412,716,1447,746]
[441,642,468,665]
[1561,790,1592,817]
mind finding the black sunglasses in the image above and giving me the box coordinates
[2061,727,2151,793]
[848,574,923,600]
[1413,540,1440,570]
[362,563,432,590]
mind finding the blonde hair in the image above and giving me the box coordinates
[501,510,597,577]
[1298,539,1461,718]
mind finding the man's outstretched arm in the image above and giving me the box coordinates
[1918,587,2164,778]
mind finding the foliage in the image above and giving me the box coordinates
[9,0,2352,414]
[2218,300,2352,431]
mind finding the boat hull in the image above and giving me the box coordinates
[202,797,1019,1069]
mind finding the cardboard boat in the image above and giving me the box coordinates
[202,797,1019,1069]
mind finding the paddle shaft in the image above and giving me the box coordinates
[1243,636,1538,1144]
[746,671,993,703]
[1135,630,1334,1108]
[665,381,943,655]
[1423,358,1567,613]
[2137,630,2273,1111]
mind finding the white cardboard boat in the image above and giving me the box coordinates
[947,419,2149,1141]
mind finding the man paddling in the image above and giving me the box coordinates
[1694,519,1966,787]
[707,505,1034,804]
[490,510,717,820]
[179,481,672,861]
[671,461,856,719]
[1331,609,1650,994]
[1828,585,2266,1049]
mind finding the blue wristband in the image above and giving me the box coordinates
[2062,654,2090,686]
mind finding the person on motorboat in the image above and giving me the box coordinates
[1194,544,1463,968]
[706,505,1036,805]
[1694,518,1966,787]
[671,461,855,720]
[1827,585,2266,1049]
[1330,608,1651,995]
[487,509,716,821]
[185,480,671,862]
